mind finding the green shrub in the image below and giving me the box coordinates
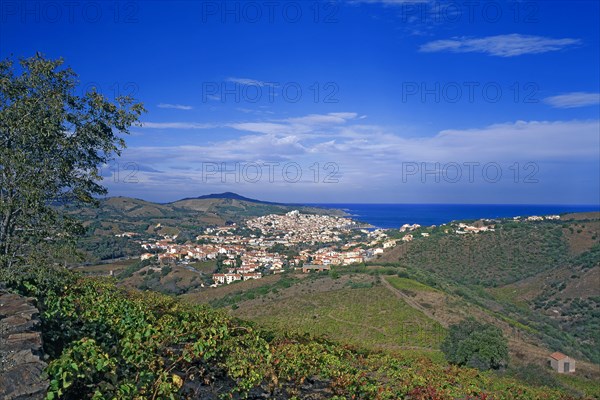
[441,318,509,370]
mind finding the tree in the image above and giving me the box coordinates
[441,318,508,370]
[0,54,144,269]
[215,253,226,272]
[175,231,191,244]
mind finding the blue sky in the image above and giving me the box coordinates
[1,0,599,204]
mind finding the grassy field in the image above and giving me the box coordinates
[232,276,446,352]
[386,276,438,293]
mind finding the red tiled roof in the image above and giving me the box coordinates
[549,352,567,360]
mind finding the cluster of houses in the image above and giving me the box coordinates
[455,222,495,234]
[514,215,561,221]
[212,272,262,285]
[397,223,422,242]
[114,232,138,238]
[245,210,359,244]
[395,214,563,242]
[136,211,400,286]
[141,240,287,270]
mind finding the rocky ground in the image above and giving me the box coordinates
[0,290,48,399]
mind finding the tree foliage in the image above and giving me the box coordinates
[0,54,144,268]
[441,318,509,370]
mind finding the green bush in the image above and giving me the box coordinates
[441,318,509,370]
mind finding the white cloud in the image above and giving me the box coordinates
[228,112,358,136]
[420,34,581,57]
[110,118,599,203]
[236,107,275,115]
[226,77,273,87]
[129,118,599,168]
[141,122,217,129]
[137,114,598,166]
[544,92,600,109]
[157,103,193,110]
[228,122,291,135]
[139,112,357,134]
[288,113,358,124]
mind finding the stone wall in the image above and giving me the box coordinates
[0,291,48,399]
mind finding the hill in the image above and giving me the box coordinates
[61,193,345,262]
[2,264,591,400]
[174,191,278,204]
[372,213,600,365]
[67,193,344,231]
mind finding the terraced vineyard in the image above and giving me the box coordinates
[1,264,590,400]
[233,276,446,351]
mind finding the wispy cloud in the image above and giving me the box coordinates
[420,34,581,57]
[141,122,217,129]
[236,107,275,115]
[544,92,600,109]
[157,103,193,110]
[228,112,359,135]
[226,77,273,86]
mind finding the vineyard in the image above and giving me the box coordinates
[2,264,587,400]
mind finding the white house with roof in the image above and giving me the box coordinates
[549,352,575,373]
[212,273,242,285]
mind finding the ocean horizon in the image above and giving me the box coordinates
[302,203,600,229]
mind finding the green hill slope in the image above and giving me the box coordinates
[374,214,599,365]
[2,265,590,400]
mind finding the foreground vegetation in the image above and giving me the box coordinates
[2,264,588,400]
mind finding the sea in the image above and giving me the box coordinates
[304,204,600,229]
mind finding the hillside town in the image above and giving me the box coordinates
[136,211,388,286]
[134,211,564,287]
